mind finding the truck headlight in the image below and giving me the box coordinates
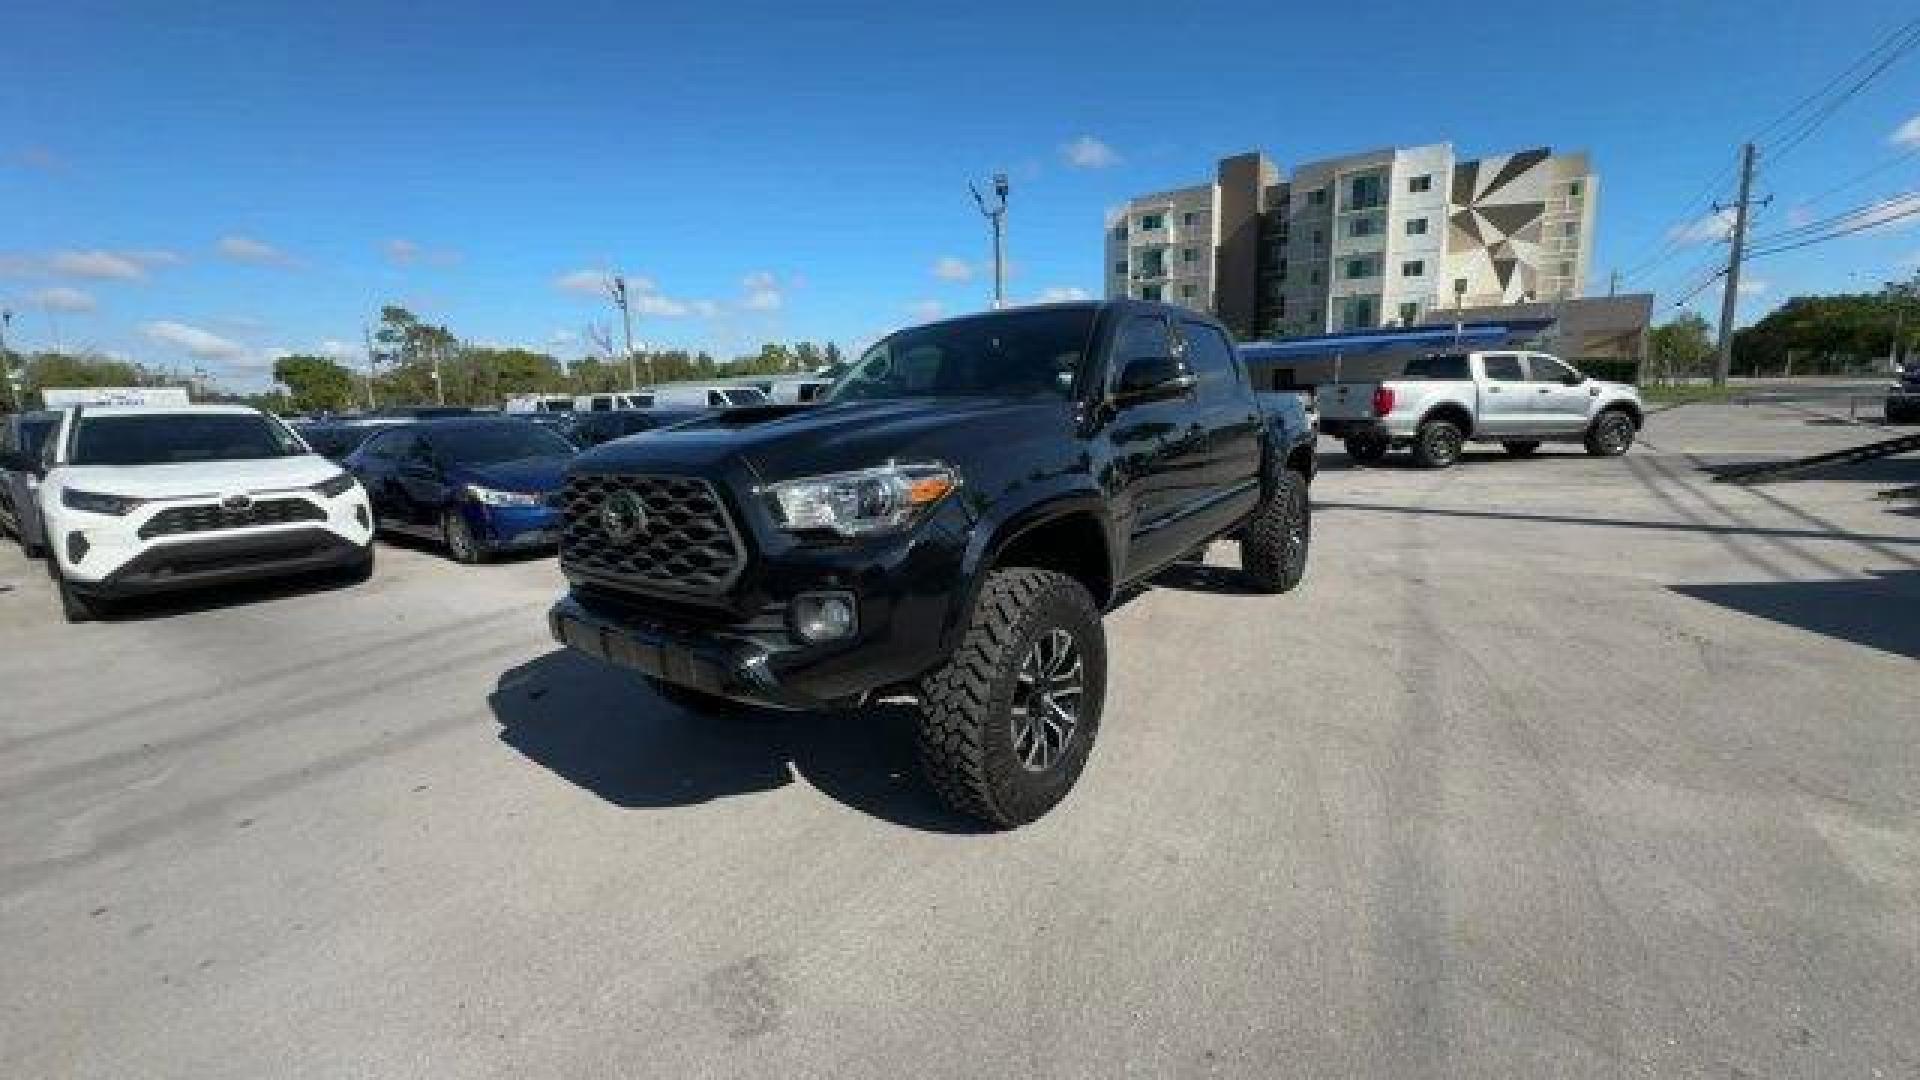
[62,488,144,516]
[763,463,957,537]
[313,472,358,498]
[464,484,546,507]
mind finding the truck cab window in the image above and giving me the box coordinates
[1179,321,1241,400]
[1481,355,1525,382]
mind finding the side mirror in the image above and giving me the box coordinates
[1114,355,1197,406]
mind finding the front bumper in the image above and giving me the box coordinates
[473,502,562,551]
[74,528,369,598]
[550,593,836,710]
[1320,417,1393,441]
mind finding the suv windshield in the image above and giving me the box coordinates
[830,308,1096,403]
[70,413,306,466]
[427,423,573,465]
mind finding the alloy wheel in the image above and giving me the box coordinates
[1010,628,1085,773]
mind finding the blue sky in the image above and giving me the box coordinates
[4,0,1919,390]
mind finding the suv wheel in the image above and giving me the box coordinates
[918,567,1106,828]
[1344,434,1389,465]
[1240,468,1310,594]
[1412,419,1464,469]
[443,510,487,564]
[1502,441,1541,458]
[51,561,106,623]
[1585,411,1636,457]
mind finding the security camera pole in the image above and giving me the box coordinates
[971,173,1009,309]
[608,274,640,390]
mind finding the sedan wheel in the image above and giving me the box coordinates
[443,510,486,564]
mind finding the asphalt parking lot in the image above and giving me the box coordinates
[2,401,1915,1079]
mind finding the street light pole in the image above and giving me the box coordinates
[0,309,15,412]
[609,275,639,391]
[971,174,1009,309]
[361,323,379,410]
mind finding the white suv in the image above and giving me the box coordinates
[37,404,375,621]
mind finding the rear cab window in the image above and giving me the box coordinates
[1401,354,1472,381]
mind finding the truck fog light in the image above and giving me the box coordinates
[791,592,856,643]
[66,531,90,564]
[355,504,370,529]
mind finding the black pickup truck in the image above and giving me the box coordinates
[548,301,1318,826]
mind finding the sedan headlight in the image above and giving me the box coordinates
[764,463,958,537]
[313,472,358,498]
[464,484,546,507]
[62,488,145,516]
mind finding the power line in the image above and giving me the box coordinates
[1747,199,1920,259]
[1749,16,1920,144]
[1791,143,1920,210]
[1761,18,1920,166]
[1747,188,1920,245]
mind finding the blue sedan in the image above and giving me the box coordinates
[345,417,575,563]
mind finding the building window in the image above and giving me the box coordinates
[1557,261,1575,276]
[1182,247,1196,263]
[1349,215,1379,238]
[1556,221,1579,237]
[1308,188,1327,206]
[1343,256,1378,280]
[1138,213,1164,231]
[1405,217,1428,236]
[1398,302,1420,325]
[1409,174,1432,193]
[1452,277,1469,297]
[1311,267,1323,285]
[1182,211,1196,228]
[1568,181,1583,198]
[1113,261,1127,274]
[1181,284,1195,299]
[1140,284,1162,301]
[1311,228,1324,245]
[1348,174,1383,210]
[1401,260,1424,277]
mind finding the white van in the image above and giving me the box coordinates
[574,392,654,412]
[503,394,575,414]
[650,384,771,409]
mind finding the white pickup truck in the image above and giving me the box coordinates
[1316,350,1644,468]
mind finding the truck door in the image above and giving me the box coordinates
[1525,355,1595,434]
[1177,318,1263,531]
[1476,353,1533,436]
[1103,312,1209,579]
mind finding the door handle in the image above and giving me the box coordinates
[1487,386,1502,393]
[1537,387,1552,394]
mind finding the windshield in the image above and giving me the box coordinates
[426,422,574,465]
[71,413,307,466]
[828,308,1096,403]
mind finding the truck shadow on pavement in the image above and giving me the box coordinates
[488,650,991,834]
[1671,569,1920,660]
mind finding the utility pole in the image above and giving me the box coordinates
[1608,269,1620,297]
[1711,142,1759,388]
[431,337,445,405]
[361,323,378,410]
[0,309,15,412]
[608,275,640,390]
[971,174,1009,309]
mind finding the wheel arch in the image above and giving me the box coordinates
[1418,401,1476,438]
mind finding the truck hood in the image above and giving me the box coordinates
[574,398,1073,481]
[53,455,343,499]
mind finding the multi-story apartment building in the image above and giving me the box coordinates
[1105,143,1597,340]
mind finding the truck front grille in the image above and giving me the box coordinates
[559,474,744,596]
[139,498,326,540]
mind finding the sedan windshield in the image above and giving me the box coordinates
[829,308,1095,403]
[70,413,306,466]
[427,423,574,465]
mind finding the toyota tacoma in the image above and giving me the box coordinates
[548,301,1317,827]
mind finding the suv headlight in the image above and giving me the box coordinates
[313,472,358,498]
[764,463,958,537]
[465,484,546,507]
[62,488,145,516]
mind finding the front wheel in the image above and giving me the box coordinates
[1240,469,1310,594]
[1344,433,1389,465]
[442,509,487,564]
[918,567,1106,829]
[1585,411,1636,457]
[1412,419,1465,469]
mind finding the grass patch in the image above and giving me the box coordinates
[1640,383,1740,405]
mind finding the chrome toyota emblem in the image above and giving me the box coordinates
[221,493,254,514]
[600,490,647,542]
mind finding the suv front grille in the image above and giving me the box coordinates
[139,498,326,540]
[560,474,744,596]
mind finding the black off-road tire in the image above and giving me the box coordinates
[1411,419,1465,469]
[917,567,1106,829]
[1585,410,1636,457]
[1502,441,1541,458]
[1240,468,1310,594]
[442,510,487,564]
[1344,433,1390,465]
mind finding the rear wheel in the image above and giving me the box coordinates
[1240,469,1310,594]
[1502,441,1541,458]
[442,510,487,564]
[1344,433,1389,465]
[1412,419,1465,469]
[918,567,1106,829]
[1585,411,1636,457]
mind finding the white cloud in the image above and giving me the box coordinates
[1892,113,1920,148]
[554,269,614,297]
[688,300,721,318]
[907,299,945,321]
[1671,208,1735,245]
[384,238,461,268]
[32,286,96,312]
[317,339,362,361]
[49,248,180,280]
[741,270,783,311]
[142,320,269,367]
[932,256,975,282]
[1060,135,1121,170]
[1033,286,1091,303]
[218,234,298,267]
[633,293,690,317]
[386,239,421,264]
[555,269,710,317]
[1737,278,1770,296]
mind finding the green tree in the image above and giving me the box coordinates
[1648,314,1713,381]
[793,341,820,373]
[273,354,357,412]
